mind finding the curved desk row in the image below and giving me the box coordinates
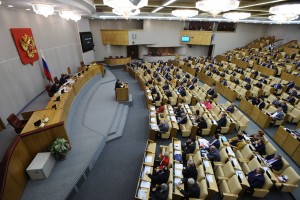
[0,64,102,200]
[105,57,131,66]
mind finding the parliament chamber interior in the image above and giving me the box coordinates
[0,1,300,200]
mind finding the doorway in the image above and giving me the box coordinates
[127,45,139,59]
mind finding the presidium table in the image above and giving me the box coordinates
[0,63,104,200]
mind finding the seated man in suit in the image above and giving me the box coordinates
[150,87,157,95]
[271,97,281,107]
[177,113,188,125]
[197,117,207,135]
[150,183,169,200]
[244,77,251,83]
[253,139,266,155]
[177,178,200,199]
[221,79,227,86]
[251,97,260,105]
[226,103,235,113]
[59,74,67,85]
[280,102,288,113]
[206,145,221,162]
[255,82,263,89]
[257,97,266,110]
[50,83,60,93]
[162,83,169,91]
[153,93,161,102]
[285,80,295,92]
[207,86,216,96]
[206,134,220,150]
[269,107,285,121]
[179,87,187,97]
[288,89,298,97]
[182,139,196,161]
[164,89,172,98]
[259,78,267,84]
[191,77,198,83]
[272,83,283,91]
[217,113,227,128]
[264,154,284,171]
[233,78,240,84]
[158,120,169,135]
[187,83,195,90]
[115,79,123,90]
[182,160,198,181]
[247,168,265,192]
[175,105,184,118]
[285,95,296,105]
[146,166,170,186]
[244,83,251,90]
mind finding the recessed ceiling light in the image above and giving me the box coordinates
[7,5,14,8]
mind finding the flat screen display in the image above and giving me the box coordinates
[80,32,95,53]
[181,36,190,42]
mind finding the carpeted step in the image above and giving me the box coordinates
[106,105,129,142]
[107,104,124,135]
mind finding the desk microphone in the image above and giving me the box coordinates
[52,104,57,110]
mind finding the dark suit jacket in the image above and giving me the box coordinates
[265,154,284,171]
[247,170,265,189]
[209,139,220,150]
[207,149,221,162]
[154,95,161,102]
[182,165,197,180]
[178,116,187,124]
[217,116,227,127]
[245,84,251,90]
[148,170,170,185]
[287,97,296,105]
[226,106,235,113]
[207,89,215,95]
[151,186,169,200]
[182,142,196,155]
[281,104,288,113]
[258,101,266,110]
[286,82,295,88]
[255,143,266,155]
[179,183,200,198]
[198,120,207,130]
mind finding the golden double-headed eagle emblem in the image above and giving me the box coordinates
[20,34,37,58]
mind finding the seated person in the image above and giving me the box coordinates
[207,134,220,150]
[206,145,220,162]
[285,95,296,105]
[229,134,246,151]
[146,166,170,186]
[175,105,184,118]
[177,113,188,125]
[178,86,187,96]
[269,107,284,121]
[197,117,207,135]
[191,77,198,83]
[177,178,200,199]
[247,168,265,192]
[250,130,265,141]
[153,94,161,102]
[150,87,157,95]
[50,83,60,93]
[203,99,213,110]
[253,139,266,155]
[217,113,227,128]
[187,83,195,90]
[182,160,197,181]
[233,78,240,84]
[257,97,266,110]
[245,83,251,90]
[280,102,288,113]
[156,152,170,170]
[251,97,260,105]
[164,89,172,98]
[150,183,168,200]
[255,82,263,89]
[158,120,169,135]
[146,78,153,86]
[272,97,281,107]
[226,103,235,113]
[288,89,298,97]
[162,83,169,91]
[207,86,216,96]
[259,78,268,84]
[156,103,165,113]
[221,79,227,86]
[264,154,284,171]
[59,74,67,85]
[273,83,283,91]
[285,80,295,92]
[182,139,196,160]
[244,77,251,83]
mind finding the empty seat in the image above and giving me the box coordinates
[219,175,242,200]
[7,114,28,134]
[275,167,300,192]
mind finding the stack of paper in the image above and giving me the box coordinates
[170,116,177,122]
[174,169,182,178]
[150,124,159,131]
[144,155,152,163]
[206,174,213,183]
[143,166,151,175]
[174,163,183,169]
[226,147,235,157]
[236,170,244,178]
[174,178,181,185]
[198,138,209,147]
[174,150,181,155]
[203,160,210,168]
[140,181,151,188]
[150,118,156,123]
[138,189,147,200]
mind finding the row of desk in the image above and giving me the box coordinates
[274,126,300,166]
[105,56,131,66]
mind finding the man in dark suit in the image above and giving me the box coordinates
[257,98,266,110]
[177,113,188,125]
[255,82,263,89]
[150,183,169,200]
[153,94,161,102]
[187,83,195,90]
[285,80,295,92]
[226,103,235,113]
[251,97,260,105]
[147,166,170,186]
[182,139,196,160]
[207,86,216,96]
[208,135,220,150]
[177,178,200,199]
[217,114,227,128]
[247,168,265,191]
[182,160,197,181]
[259,78,267,84]
[288,89,298,97]
[291,51,296,60]
[115,79,123,90]
[286,95,296,105]
[162,83,169,91]
[191,77,198,83]
[280,102,288,113]
[197,117,207,135]
[165,89,172,98]
[245,83,251,90]
[265,154,284,171]
[206,145,220,162]
[233,78,240,84]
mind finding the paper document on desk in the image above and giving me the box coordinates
[174,178,181,185]
[148,96,153,100]
[146,89,151,93]
[185,104,189,108]
[150,106,155,111]
[174,169,182,177]
[226,147,235,157]
[150,111,156,116]
[150,118,156,123]
[236,170,244,178]
[144,155,152,163]
[231,158,239,166]
[203,160,210,168]
[138,189,147,200]
[169,110,174,115]
[170,116,177,122]
[206,174,213,183]
[174,150,181,155]
[175,163,183,169]
[174,144,180,150]
[143,166,151,175]
[140,181,151,188]
[198,138,209,148]
[243,135,250,141]
[150,124,159,131]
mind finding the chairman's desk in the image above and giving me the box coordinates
[21,64,101,134]
[105,57,131,66]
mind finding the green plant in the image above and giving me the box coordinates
[49,138,71,160]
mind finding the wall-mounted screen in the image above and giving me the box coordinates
[80,32,95,53]
[181,36,190,42]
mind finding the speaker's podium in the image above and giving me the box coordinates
[116,84,129,101]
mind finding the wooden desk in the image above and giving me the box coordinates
[239,98,253,116]
[116,85,129,101]
[105,57,131,66]
[144,153,155,166]
[282,133,299,156]
[250,106,260,122]
[256,112,272,129]
[274,126,289,146]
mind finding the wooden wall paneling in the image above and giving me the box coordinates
[101,30,129,45]
[180,31,212,45]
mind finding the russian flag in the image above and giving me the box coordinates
[41,51,53,83]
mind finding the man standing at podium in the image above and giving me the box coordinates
[115,79,123,90]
